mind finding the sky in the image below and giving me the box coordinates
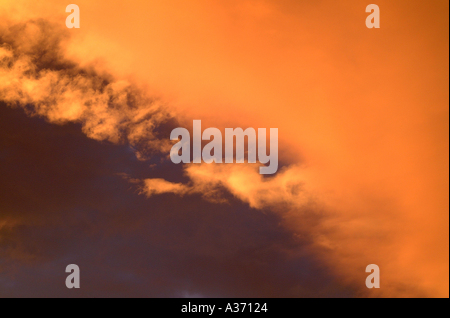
[0,0,448,297]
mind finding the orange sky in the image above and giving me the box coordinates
[1,0,448,297]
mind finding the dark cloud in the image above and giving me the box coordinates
[0,103,353,297]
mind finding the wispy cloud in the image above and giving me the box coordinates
[0,19,174,160]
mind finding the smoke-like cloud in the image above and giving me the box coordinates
[0,19,176,161]
[139,164,309,209]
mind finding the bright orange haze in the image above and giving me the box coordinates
[1,0,448,297]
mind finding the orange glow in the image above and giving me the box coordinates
[1,0,448,297]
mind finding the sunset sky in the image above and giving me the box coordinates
[0,0,448,297]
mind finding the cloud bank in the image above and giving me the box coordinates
[1,0,448,298]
